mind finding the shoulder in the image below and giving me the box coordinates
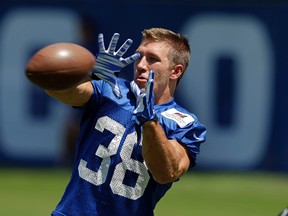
[87,78,134,110]
[160,107,196,128]
[155,99,197,128]
[90,78,130,98]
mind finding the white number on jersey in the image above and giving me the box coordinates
[78,116,150,200]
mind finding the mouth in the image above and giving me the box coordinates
[135,74,148,83]
[135,77,147,89]
[136,77,147,83]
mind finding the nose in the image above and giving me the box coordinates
[135,56,148,73]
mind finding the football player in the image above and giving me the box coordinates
[46,28,206,216]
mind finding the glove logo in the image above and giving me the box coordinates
[161,108,194,128]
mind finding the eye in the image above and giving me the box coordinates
[147,56,159,63]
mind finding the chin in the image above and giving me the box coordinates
[135,81,146,90]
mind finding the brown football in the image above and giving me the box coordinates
[25,43,95,90]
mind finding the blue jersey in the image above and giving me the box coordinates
[52,79,206,216]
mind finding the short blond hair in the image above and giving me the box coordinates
[141,28,191,84]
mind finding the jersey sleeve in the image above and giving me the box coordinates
[84,79,115,110]
[75,80,108,121]
[158,108,206,168]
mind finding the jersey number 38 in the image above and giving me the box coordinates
[78,116,150,200]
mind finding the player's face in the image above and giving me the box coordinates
[134,40,173,101]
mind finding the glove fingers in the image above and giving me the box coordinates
[123,53,141,65]
[148,70,155,80]
[116,39,133,57]
[130,81,142,97]
[133,94,146,114]
[98,33,105,53]
[146,71,154,102]
[108,33,120,54]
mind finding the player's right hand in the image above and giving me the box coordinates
[92,33,140,98]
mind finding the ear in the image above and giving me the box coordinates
[170,64,184,80]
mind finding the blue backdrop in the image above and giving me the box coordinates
[0,1,287,171]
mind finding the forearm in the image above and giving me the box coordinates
[142,121,189,184]
[45,79,93,107]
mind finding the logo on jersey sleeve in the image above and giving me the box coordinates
[161,108,194,128]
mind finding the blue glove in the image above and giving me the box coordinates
[130,70,157,126]
[92,33,140,98]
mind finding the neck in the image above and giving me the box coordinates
[154,82,176,105]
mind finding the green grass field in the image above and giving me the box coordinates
[0,168,287,216]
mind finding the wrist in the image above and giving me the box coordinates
[142,114,158,126]
[150,114,158,122]
[89,72,101,80]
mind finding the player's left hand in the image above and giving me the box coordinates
[130,70,157,126]
[92,33,140,98]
